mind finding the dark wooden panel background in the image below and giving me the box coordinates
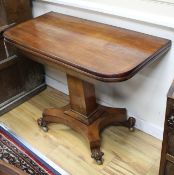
[159,84,174,175]
[0,0,46,115]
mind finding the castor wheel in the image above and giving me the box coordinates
[37,118,49,132]
[91,148,104,165]
[127,117,136,132]
[96,158,104,165]
[41,126,49,132]
[129,126,135,132]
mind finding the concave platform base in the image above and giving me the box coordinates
[37,75,136,164]
[37,105,135,164]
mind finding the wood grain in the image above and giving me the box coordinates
[0,0,46,115]
[0,87,161,175]
[3,12,171,82]
[159,80,174,175]
[67,74,97,116]
[37,74,136,164]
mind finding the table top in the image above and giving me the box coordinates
[4,12,171,82]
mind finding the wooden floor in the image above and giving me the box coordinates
[0,87,162,175]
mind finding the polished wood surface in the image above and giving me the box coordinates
[3,12,171,164]
[4,12,171,82]
[38,75,135,164]
[67,74,97,116]
[40,104,135,163]
[159,81,174,175]
[0,87,162,175]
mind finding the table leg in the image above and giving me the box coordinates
[37,74,136,164]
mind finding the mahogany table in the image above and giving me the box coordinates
[4,12,171,164]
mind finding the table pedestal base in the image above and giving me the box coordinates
[37,74,136,164]
[37,105,135,164]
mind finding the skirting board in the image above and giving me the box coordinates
[46,75,164,140]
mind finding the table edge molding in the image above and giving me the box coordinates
[4,36,171,82]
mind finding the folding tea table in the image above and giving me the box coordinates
[4,12,171,164]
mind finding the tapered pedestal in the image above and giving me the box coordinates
[37,75,136,164]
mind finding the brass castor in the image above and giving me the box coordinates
[127,117,136,132]
[91,148,104,165]
[37,118,49,132]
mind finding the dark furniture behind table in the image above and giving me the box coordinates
[159,81,174,175]
[0,0,46,115]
